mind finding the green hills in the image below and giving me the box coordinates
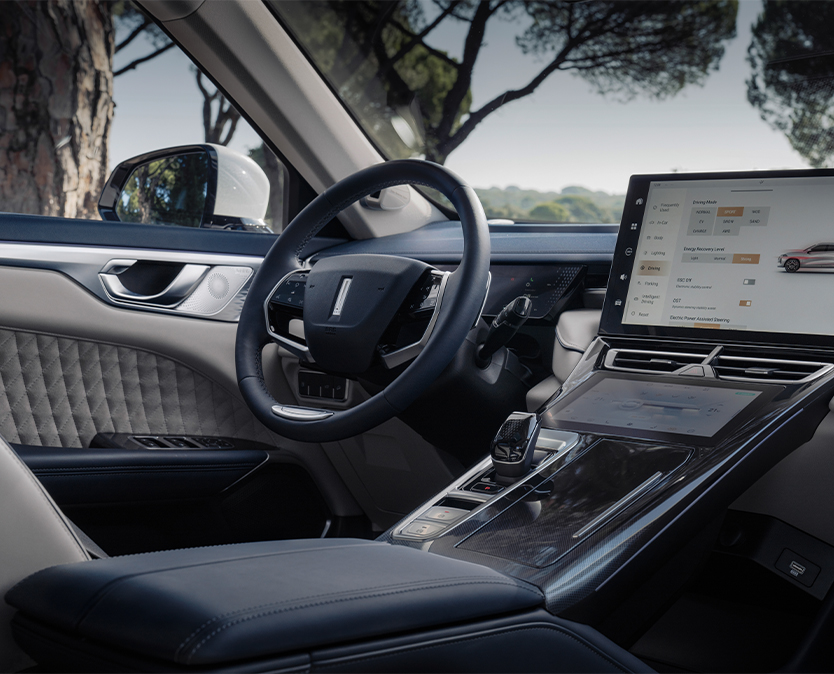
[474,185,625,224]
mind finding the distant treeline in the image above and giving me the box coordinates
[475,185,625,224]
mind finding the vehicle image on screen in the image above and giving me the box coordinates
[778,243,834,273]
[2,1,834,674]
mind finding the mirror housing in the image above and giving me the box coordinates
[98,144,272,233]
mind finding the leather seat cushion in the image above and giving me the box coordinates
[6,538,544,667]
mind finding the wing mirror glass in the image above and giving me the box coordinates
[99,144,273,233]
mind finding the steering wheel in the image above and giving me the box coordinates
[235,159,490,443]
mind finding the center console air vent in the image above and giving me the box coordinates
[604,348,706,374]
[712,355,834,384]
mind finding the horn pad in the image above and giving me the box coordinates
[303,254,431,374]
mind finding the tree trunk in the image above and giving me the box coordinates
[0,1,114,219]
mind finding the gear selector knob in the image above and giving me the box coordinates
[490,412,540,485]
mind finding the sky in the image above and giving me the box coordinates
[111,0,807,197]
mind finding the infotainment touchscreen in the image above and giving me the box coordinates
[540,374,771,444]
[600,169,834,347]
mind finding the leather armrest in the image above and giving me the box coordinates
[7,539,543,667]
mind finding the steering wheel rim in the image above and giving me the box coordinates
[235,159,490,443]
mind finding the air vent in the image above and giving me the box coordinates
[712,356,833,384]
[604,348,706,374]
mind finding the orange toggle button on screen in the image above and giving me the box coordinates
[740,300,752,307]
[717,207,744,217]
[732,253,760,264]
[694,323,721,329]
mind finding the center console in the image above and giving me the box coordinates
[383,168,834,619]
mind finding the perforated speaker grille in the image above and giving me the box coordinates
[177,266,252,316]
[207,272,230,300]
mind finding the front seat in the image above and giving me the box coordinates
[0,437,89,672]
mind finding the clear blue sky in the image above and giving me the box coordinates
[111,0,806,197]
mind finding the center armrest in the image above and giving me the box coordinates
[6,539,543,668]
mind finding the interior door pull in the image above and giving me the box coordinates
[100,263,210,307]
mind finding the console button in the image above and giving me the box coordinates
[470,482,504,495]
[423,506,467,523]
[402,521,446,538]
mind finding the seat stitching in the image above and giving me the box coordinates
[555,325,590,353]
[0,333,41,430]
[176,574,537,650]
[179,578,542,662]
[59,542,394,628]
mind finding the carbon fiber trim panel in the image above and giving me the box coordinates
[0,328,273,448]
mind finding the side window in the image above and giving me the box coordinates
[0,2,288,233]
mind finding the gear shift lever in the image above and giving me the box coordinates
[490,412,540,485]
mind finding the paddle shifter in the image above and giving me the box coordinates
[490,412,540,485]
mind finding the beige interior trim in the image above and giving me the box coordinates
[0,437,89,672]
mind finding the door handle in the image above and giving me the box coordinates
[99,259,210,307]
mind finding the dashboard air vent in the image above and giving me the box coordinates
[712,356,833,384]
[604,348,706,374]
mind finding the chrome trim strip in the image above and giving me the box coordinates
[475,271,492,328]
[572,471,663,539]
[100,264,210,307]
[0,242,260,321]
[331,277,352,316]
[271,404,334,421]
[381,270,450,369]
[604,348,707,374]
[713,355,834,384]
[263,268,312,361]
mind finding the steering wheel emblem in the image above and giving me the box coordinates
[332,277,352,317]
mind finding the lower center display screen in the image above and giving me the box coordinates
[545,378,762,439]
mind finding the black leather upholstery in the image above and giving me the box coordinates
[13,444,267,505]
[314,610,655,673]
[6,538,544,669]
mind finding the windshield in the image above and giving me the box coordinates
[271,1,833,224]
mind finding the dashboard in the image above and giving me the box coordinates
[318,221,617,323]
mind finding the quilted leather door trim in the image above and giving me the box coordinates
[0,328,273,448]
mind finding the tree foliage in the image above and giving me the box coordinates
[281,0,738,164]
[116,152,209,227]
[747,1,834,167]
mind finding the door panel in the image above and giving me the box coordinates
[0,266,246,392]
[0,326,272,448]
[0,243,261,321]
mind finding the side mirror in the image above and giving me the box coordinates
[98,144,272,233]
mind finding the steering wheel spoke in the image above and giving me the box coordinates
[264,269,313,362]
[236,159,490,442]
[378,269,449,369]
